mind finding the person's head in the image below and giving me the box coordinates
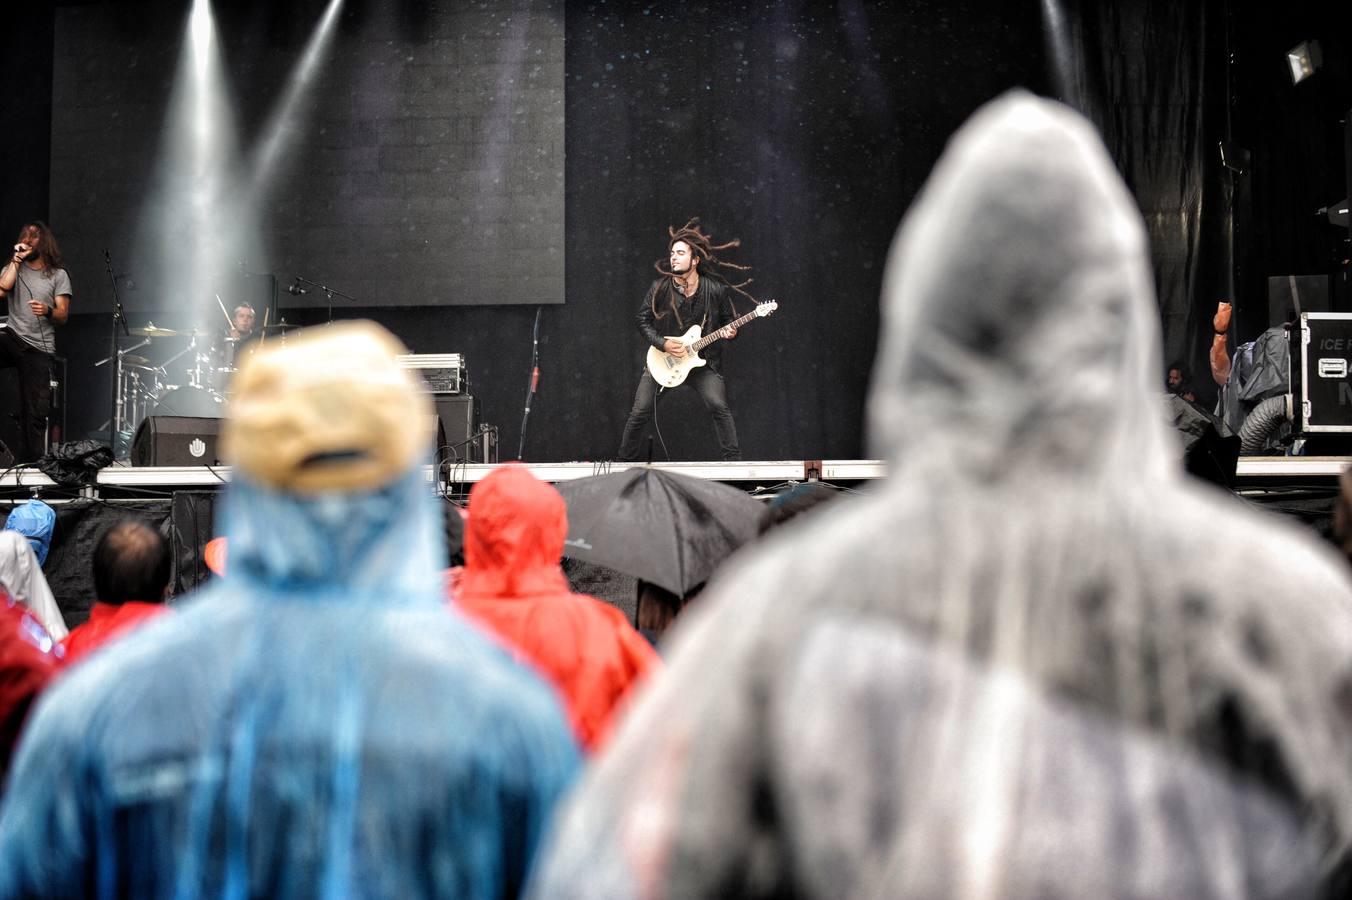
[1166,364,1184,389]
[659,218,749,282]
[651,217,757,318]
[224,321,434,496]
[15,221,61,271]
[4,499,56,566]
[634,579,703,636]
[866,91,1171,482]
[758,482,842,535]
[218,321,442,596]
[93,521,171,606]
[669,240,698,276]
[233,304,256,333]
[461,465,569,595]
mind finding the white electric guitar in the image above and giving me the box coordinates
[645,300,778,388]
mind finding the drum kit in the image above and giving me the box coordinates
[103,320,298,449]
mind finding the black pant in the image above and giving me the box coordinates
[618,364,741,461]
[0,330,51,462]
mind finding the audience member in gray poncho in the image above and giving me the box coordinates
[527,92,1352,898]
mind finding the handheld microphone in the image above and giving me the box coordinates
[288,279,309,295]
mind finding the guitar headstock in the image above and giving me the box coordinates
[755,300,779,317]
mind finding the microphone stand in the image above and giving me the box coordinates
[103,250,130,455]
[517,306,542,461]
[290,275,362,323]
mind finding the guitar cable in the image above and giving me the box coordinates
[650,385,670,462]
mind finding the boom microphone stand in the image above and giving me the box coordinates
[289,275,362,323]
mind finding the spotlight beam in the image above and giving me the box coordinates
[246,0,346,201]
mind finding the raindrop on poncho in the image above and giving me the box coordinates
[527,92,1352,898]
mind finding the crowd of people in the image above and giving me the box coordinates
[0,92,1350,897]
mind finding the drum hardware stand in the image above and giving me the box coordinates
[94,336,152,459]
[156,333,213,389]
[101,250,132,457]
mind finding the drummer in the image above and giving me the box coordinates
[223,304,260,368]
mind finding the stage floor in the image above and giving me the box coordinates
[0,455,1345,500]
[0,459,888,498]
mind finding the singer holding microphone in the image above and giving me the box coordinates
[0,222,70,463]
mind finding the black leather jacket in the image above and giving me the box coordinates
[635,276,737,372]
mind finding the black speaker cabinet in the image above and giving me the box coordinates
[435,395,480,460]
[131,416,224,467]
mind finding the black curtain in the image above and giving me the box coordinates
[1049,0,1233,405]
[1228,3,1352,333]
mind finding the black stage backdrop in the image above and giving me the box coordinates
[1228,3,1352,343]
[8,1,1347,463]
[1052,0,1351,406]
[1050,0,1233,407]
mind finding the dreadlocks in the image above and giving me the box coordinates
[650,217,757,322]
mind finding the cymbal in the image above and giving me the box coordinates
[257,322,299,332]
[130,324,178,337]
[121,355,156,369]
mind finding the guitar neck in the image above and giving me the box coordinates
[691,308,760,351]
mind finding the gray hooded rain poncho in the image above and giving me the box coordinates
[527,93,1352,898]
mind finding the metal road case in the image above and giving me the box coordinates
[1291,312,1352,433]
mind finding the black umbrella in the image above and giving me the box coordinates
[555,468,764,596]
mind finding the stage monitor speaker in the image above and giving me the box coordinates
[435,395,480,461]
[131,416,224,467]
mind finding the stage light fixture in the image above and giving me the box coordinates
[1287,40,1322,85]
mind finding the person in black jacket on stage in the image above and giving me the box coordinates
[617,219,755,462]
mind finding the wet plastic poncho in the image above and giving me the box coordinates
[528,93,1352,898]
[0,465,581,899]
[3,499,55,566]
[0,531,65,640]
[456,466,661,752]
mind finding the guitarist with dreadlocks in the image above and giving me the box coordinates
[617,219,761,462]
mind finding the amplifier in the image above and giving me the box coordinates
[433,396,497,464]
[395,353,464,394]
[1291,312,1352,433]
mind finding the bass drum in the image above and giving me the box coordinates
[152,385,226,419]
